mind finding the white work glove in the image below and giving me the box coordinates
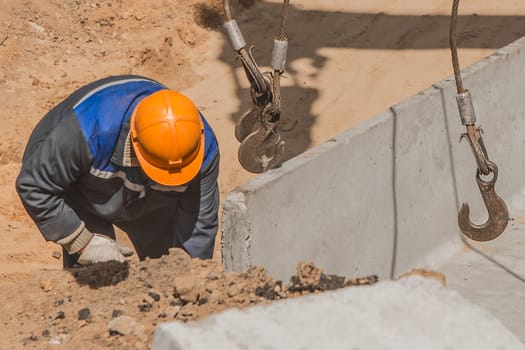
[78,234,134,265]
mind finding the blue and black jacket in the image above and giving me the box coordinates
[16,75,219,257]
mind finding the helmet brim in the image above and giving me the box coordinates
[133,127,205,186]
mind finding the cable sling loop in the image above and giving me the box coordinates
[449,0,508,241]
[222,0,290,173]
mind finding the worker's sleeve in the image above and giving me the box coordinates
[179,153,220,259]
[15,113,93,242]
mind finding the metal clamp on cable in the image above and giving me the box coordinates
[224,19,246,52]
[271,39,288,72]
[456,90,477,126]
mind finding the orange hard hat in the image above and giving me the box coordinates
[130,90,204,186]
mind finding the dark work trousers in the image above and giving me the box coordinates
[62,154,220,268]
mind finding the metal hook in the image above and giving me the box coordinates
[235,105,263,143]
[238,125,285,173]
[458,161,509,242]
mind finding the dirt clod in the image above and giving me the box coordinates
[77,308,91,321]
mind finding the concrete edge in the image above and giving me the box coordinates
[221,192,252,272]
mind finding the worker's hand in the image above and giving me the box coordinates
[77,234,134,265]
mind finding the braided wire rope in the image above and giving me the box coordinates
[449,0,464,94]
[223,0,232,21]
[266,0,290,123]
[277,0,289,41]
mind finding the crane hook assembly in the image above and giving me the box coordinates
[222,0,290,173]
[450,0,509,241]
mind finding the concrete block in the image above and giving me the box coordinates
[221,35,525,282]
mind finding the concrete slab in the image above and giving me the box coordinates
[152,276,524,350]
[221,35,525,283]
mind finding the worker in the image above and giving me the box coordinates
[15,75,220,267]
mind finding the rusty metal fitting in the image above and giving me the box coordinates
[461,125,490,176]
[271,39,288,71]
[456,90,477,126]
[223,19,246,51]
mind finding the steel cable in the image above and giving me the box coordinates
[450,0,490,175]
[223,0,232,22]
[277,0,290,41]
[267,0,291,123]
[450,0,465,93]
